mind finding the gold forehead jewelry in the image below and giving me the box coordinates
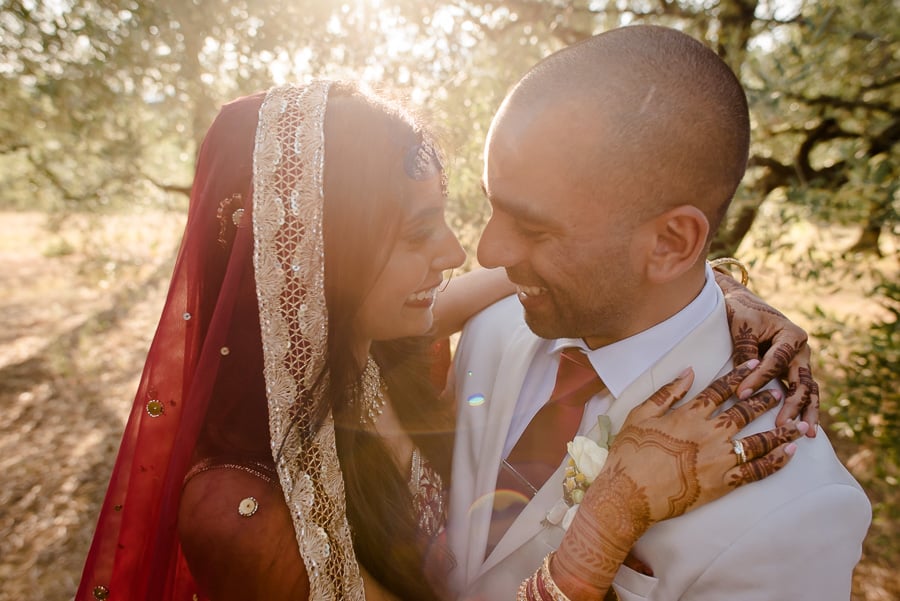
[403,141,442,181]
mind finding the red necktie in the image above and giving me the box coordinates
[486,348,605,555]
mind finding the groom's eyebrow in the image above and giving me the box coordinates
[480,177,559,228]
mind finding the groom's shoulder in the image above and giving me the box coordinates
[463,294,525,339]
[456,295,526,365]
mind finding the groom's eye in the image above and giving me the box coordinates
[515,221,545,239]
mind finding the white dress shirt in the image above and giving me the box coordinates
[502,264,719,457]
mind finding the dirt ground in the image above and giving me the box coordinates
[0,211,897,600]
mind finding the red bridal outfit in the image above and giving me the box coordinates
[77,83,390,601]
[76,88,269,601]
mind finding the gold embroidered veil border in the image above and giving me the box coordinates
[252,82,365,600]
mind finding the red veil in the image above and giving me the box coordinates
[76,91,268,601]
[77,82,456,601]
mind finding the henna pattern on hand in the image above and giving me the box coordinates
[612,427,700,517]
[727,451,788,487]
[765,340,805,378]
[715,402,754,430]
[786,379,799,403]
[770,343,795,372]
[722,276,811,388]
[793,366,820,418]
[731,322,759,364]
[798,367,815,396]
[810,382,820,411]
[729,292,787,318]
[714,392,778,431]
[692,372,740,411]
[646,380,680,408]
[739,428,787,460]
[807,372,819,406]
[554,465,651,594]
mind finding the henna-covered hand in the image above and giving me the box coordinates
[551,362,804,600]
[716,270,819,437]
[605,361,804,524]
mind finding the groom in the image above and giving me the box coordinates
[447,25,870,600]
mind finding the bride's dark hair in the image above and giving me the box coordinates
[319,84,453,600]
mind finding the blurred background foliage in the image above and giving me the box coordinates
[2,0,897,255]
[0,0,897,598]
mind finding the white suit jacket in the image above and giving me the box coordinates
[448,293,870,600]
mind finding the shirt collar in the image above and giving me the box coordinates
[549,264,720,398]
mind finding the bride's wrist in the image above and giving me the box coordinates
[550,469,650,597]
[551,510,635,599]
[580,470,650,547]
[548,550,607,600]
[518,552,596,601]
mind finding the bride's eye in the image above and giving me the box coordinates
[403,226,436,247]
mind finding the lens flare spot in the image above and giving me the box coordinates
[467,393,486,407]
[491,488,530,509]
[468,489,529,520]
[467,370,474,377]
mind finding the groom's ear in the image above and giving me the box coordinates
[640,205,709,284]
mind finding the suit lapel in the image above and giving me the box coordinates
[463,323,544,583]
[479,455,567,575]
[606,287,733,434]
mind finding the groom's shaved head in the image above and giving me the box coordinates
[489,25,750,232]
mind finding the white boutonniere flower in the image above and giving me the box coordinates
[545,415,613,531]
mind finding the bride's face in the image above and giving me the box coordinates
[356,175,465,342]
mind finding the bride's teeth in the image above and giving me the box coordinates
[408,287,436,302]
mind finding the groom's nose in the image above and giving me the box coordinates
[477,212,519,269]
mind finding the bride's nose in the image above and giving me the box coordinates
[433,224,466,271]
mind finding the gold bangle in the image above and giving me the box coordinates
[709,257,750,286]
[517,578,530,601]
[540,552,574,601]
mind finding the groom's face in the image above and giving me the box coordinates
[477,101,650,347]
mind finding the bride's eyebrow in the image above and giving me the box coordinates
[403,205,444,226]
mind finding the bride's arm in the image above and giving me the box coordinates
[178,469,312,600]
[179,468,405,601]
[431,268,516,338]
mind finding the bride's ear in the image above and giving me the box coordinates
[640,205,709,284]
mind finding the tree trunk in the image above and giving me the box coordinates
[847,196,890,256]
[714,0,758,72]
[710,201,760,258]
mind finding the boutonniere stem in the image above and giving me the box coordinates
[546,416,613,530]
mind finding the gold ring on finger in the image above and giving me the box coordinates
[732,438,748,465]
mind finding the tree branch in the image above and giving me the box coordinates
[865,74,900,92]
[796,117,854,181]
[747,118,856,192]
[142,172,191,197]
[1,141,29,155]
[782,91,897,114]
[26,151,93,203]
[869,117,900,155]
